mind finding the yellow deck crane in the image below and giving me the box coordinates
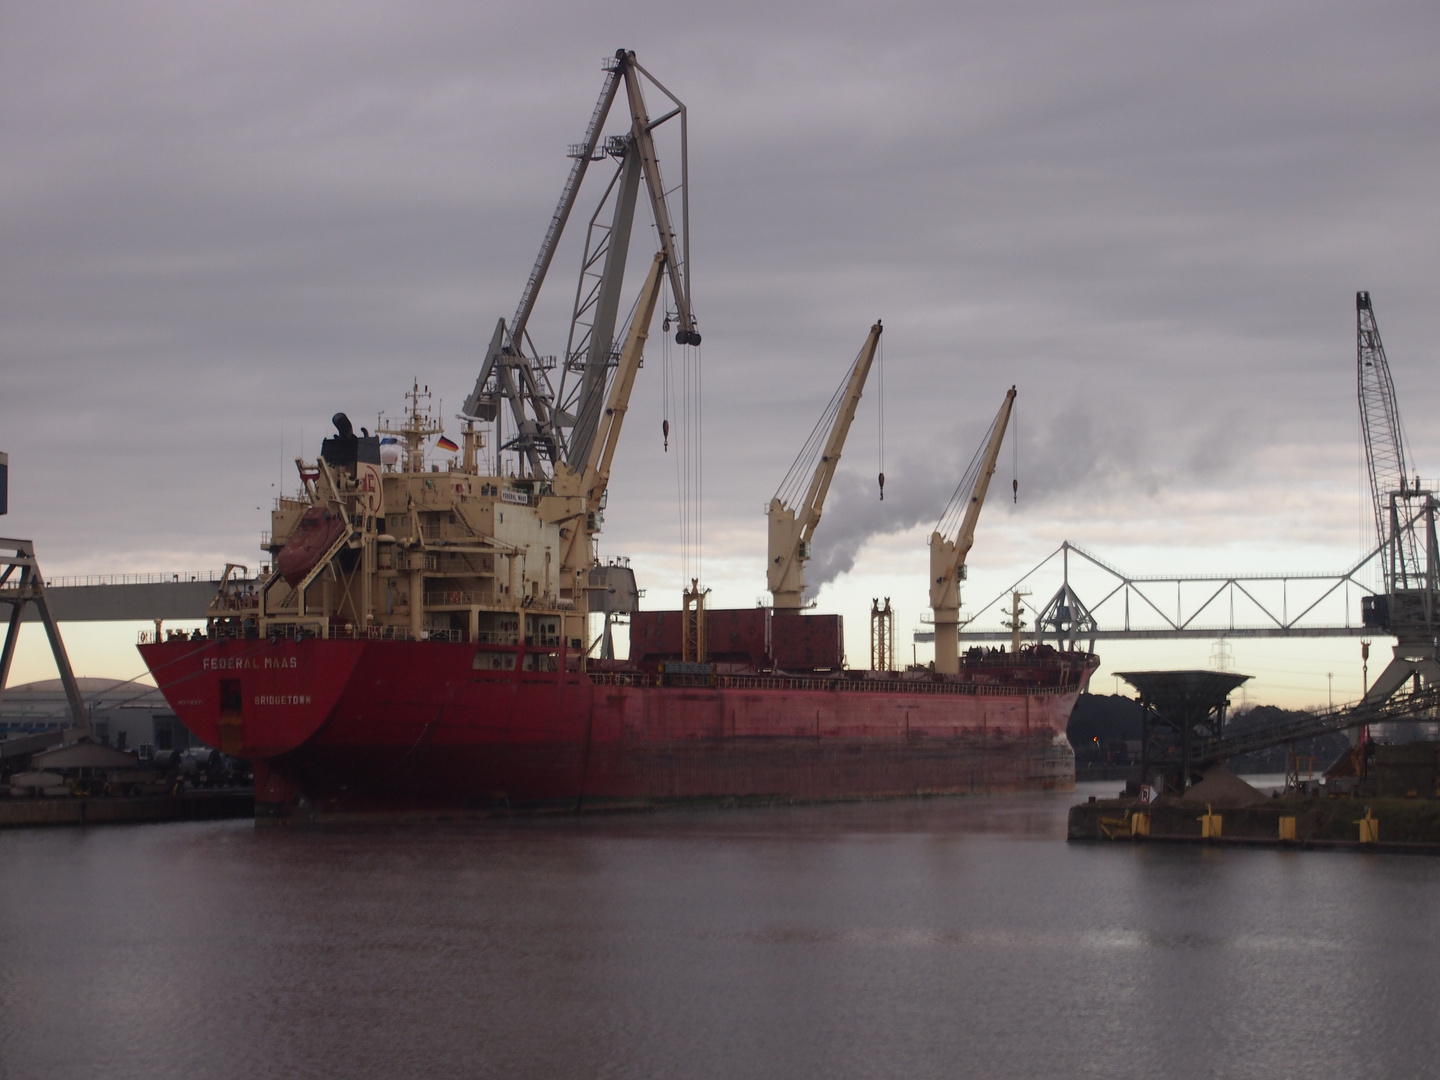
[929,386,1016,674]
[547,251,668,585]
[767,321,883,613]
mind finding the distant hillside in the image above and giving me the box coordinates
[1224,705,1351,774]
[1067,693,1144,745]
[1067,694,1144,766]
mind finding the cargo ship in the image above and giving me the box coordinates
[137,50,1096,820]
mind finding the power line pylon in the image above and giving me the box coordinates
[870,597,894,672]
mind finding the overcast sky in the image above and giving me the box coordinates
[4,2,1438,704]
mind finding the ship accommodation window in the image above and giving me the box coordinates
[472,651,515,671]
[448,513,455,524]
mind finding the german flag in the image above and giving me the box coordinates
[436,435,459,452]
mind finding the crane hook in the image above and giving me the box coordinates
[878,472,885,501]
[1012,478,1018,503]
[663,418,670,452]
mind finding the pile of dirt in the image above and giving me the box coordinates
[1177,765,1267,808]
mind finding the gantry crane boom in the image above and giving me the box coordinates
[930,386,1015,674]
[1357,291,1421,589]
[460,49,698,478]
[1352,291,1440,707]
[767,321,883,612]
[548,252,668,581]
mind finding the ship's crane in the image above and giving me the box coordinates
[1358,291,1423,589]
[929,387,1015,675]
[767,322,883,613]
[460,49,698,479]
[549,251,668,581]
[1354,291,1440,705]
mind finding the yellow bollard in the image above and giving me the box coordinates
[1278,816,1297,842]
[1198,803,1222,839]
[1356,808,1379,844]
[1130,812,1150,837]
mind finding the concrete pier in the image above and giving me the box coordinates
[0,789,253,829]
[1069,795,1440,852]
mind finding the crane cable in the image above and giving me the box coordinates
[877,331,885,501]
[661,273,703,586]
[1012,400,1018,503]
[774,341,866,510]
[936,408,1005,538]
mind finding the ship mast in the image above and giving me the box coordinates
[379,379,443,475]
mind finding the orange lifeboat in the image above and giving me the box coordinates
[277,507,348,587]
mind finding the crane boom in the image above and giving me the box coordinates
[460,49,698,479]
[930,386,1016,674]
[1357,290,1420,588]
[767,321,883,612]
[548,252,668,581]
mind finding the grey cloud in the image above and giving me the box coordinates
[1,1,1437,587]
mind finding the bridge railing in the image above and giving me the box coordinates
[45,571,231,588]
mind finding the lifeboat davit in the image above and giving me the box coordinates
[277,507,348,587]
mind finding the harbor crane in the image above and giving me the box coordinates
[767,322,883,613]
[460,49,699,479]
[1354,291,1440,705]
[930,387,1015,674]
[550,252,668,581]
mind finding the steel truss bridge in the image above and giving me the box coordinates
[915,539,1387,650]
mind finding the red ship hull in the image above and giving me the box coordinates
[139,637,1090,821]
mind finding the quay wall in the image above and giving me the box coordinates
[0,791,253,829]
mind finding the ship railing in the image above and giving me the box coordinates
[585,671,1075,696]
[141,621,535,646]
[137,628,212,644]
[423,590,500,607]
[50,570,229,588]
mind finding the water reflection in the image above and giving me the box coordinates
[2,784,1438,1080]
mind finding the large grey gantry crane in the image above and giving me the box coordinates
[460,49,699,481]
[1355,291,1440,706]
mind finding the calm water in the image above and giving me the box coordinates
[3,784,1439,1080]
